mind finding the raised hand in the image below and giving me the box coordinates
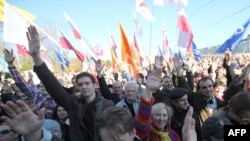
[95,59,105,75]
[182,106,197,141]
[154,55,163,69]
[0,100,45,136]
[3,49,15,65]
[173,53,183,69]
[26,25,40,57]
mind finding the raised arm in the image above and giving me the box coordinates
[96,60,113,99]
[134,56,163,139]
[27,25,74,109]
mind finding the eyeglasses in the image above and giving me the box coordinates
[0,129,12,135]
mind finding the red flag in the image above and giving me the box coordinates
[63,12,81,40]
[58,28,85,62]
[177,9,193,57]
[16,44,29,55]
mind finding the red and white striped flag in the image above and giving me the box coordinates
[177,9,193,57]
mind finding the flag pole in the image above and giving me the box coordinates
[149,5,154,53]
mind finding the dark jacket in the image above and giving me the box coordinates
[34,63,114,141]
[97,75,124,104]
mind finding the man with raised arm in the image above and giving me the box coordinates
[26,25,114,141]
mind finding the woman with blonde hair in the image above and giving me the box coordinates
[134,56,180,141]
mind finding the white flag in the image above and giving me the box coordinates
[3,3,29,48]
[135,0,155,22]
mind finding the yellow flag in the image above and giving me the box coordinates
[0,0,36,22]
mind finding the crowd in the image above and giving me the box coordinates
[0,25,250,141]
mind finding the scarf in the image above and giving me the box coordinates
[150,126,171,141]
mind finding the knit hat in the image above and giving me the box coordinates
[169,87,189,100]
[201,116,232,140]
[42,119,61,132]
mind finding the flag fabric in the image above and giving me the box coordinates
[55,51,70,67]
[63,11,81,40]
[119,23,140,79]
[57,28,85,62]
[162,21,168,55]
[0,0,36,22]
[16,44,29,55]
[133,32,140,55]
[133,11,143,36]
[63,12,97,61]
[60,64,65,73]
[158,44,163,56]
[135,0,155,22]
[110,34,118,57]
[91,45,104,57]
[3,3,29,48]
[215,18,250,53]
[192,41,202,62]
[154,0,188,11]
[40,52,54,72]
[110,47,119,69]
[177,9,193,58]
[3,2,58,53]
[178,48,184,60]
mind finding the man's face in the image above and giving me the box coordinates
[124,84,137,101]
[77,76,95,98]
[112,81,123,95]
[172,95,189,110]
[99,128,135,141]
[198,79,213,98]
[161,77,174,90]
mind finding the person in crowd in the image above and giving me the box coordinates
[0,100,62,141]
[53,105,70,141]
[134,56,180,141]
[153,75,174,105]
[96,107,140,141]
[169,87,202,141]
[42,119,62,139]
[201,116,232,141]
[3,49,57,119]
[213,91,250,125]
[64,75,77,94]
[189,77,224,125]
[72,87,81,98]
[136,73,146,96]
[116,81,140,119]
[212,80,226,102]
[26,25,114,141]
[96,60,125,104]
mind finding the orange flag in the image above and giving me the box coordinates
[119,23,139,79]
[110,47,118,69]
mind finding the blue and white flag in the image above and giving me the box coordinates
[215,18,250,53]
[192,41,202,62]
[55,51,70,67]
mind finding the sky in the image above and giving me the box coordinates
[6,0,250,60]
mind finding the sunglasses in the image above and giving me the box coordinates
[0,129,12,135]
